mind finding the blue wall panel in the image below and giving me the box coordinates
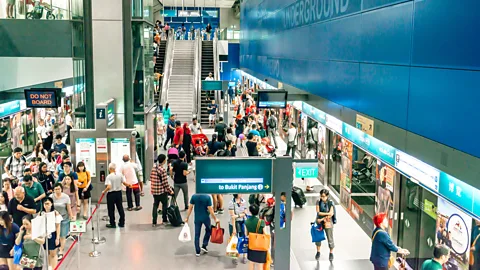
[360,2,413,65]
[412,0,480,70]
[408,68,480,157]
[241,0,480,158]
[358,64,409,129]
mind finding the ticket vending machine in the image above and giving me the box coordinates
[70,99,137,203]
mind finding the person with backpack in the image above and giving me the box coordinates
[267,110,278,149]
[4,147,27,186]
[315,189,336,261]
[214,117,228,142]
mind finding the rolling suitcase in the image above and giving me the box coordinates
[292,186,307,208]
[167,196,183,227]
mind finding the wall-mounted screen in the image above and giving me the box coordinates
[24,88,61,108]
[257,90,288,108]
[162,9,177,17]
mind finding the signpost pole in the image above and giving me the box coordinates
[272,156,293,270]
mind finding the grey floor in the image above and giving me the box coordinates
[59,130,374,270]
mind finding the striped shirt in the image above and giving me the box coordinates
[150,165,172,195]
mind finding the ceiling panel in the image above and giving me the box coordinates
[161,0,236,8]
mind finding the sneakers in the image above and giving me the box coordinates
[201,246,209,254]
[106,224,116,228]
[241,257,248,264]
[135,206,143,211]
[315,252,320,260]
[196,253,201,257]
[217,209,224,214]
[329,253,334,262]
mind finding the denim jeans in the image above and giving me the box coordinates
[152,193,169,224]
[126,187,141,208]
[194,219,212,254]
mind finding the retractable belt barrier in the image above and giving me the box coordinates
[54,192,106,270]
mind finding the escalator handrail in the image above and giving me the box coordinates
[160,29,175,107]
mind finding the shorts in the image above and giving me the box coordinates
[247,249,267,263]
[44,232,59,251]
[315,227,334,249]
[0,244,13,258]
[209,114,216,121]
[6,0,14,5]
[78,187,91,200]
[60,219,70,238]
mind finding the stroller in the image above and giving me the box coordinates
[192,134,209,156]
[26,1,55,20]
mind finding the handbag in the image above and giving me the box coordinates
[287,129,297,148]
[13,244,22,265]
[226,235,239,258]
[470,234,480,265]
[210,223,225,244]
[131,183,140,190]
[178,224,191,243]
[311,222,326,242]
[248,220,270,251]
[19,244,42,269]
[237,237,249,254]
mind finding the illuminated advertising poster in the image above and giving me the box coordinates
[436,197,472,269]
[340,138,353,193]
[109,138,130,172]
[376,160,395,235]
[75,138,96,177]
[340,187,351,213]
[317,124,326,183]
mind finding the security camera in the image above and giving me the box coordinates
[131,131,138,137]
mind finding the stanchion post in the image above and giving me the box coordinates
[89,205,101,257]
[90,204,99,244]
[95,209,106,244]
[77,234,81,269]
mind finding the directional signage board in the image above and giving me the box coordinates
[294,162,318,178]
[195,158,273,194]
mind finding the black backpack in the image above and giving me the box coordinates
[268,117,277,129]
[167,196,183,227]
[260,205,275,224]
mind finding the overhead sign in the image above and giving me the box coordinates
[195,158,273,194]
[0,100,21,118]
[294,162,318,178]
[107,102,115,127]
[178,10,200,17]
[24,88,61,108]
[96,108,105,119]
[202,80,227,91]
[395,150,440,192]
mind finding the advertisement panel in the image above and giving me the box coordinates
[340,138,353,193]
[356,114,374,136]
[436,197,472,269]
[109,138,130,173]
[75,138,96,177]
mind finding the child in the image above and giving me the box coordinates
[30,157,42,174]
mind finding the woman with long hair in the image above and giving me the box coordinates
[46,149,58,172]
[2,180,13,202]
[76,162,91,220]
[0,211,19,270]
[0,192,8,211]
[15,215,45,270]
[42,197,61,269]
[35,162,55,195]
[182,123,193,165]
[62,176,79,221]
[32,142,47,162]
[162,103,171,124]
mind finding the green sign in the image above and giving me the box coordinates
[294,162,318,178]
[195,158,273,194]
[0,101,21,118]
[107,102,115,126]
[202,80,227,91]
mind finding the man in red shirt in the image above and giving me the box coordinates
[173,121,184,151]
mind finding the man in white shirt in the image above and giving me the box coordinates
[286,122,297,158]
[65,110,74,145]
[205,72,214,81]
[36,119,48,144]
[121,155,142,211]
[189,118,203,135]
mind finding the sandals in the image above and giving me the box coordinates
[58,253,64,260]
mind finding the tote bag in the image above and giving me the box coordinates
[210,223,225,244]
[248,220,270,251]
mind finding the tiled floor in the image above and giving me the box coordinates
[59,131,374,270]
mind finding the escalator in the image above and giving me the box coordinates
[200,41,214,125]
[154,40,167,105]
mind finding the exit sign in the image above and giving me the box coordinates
[295,162,318,178]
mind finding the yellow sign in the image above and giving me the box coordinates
[54,81,63,89]
[356,114,374,136]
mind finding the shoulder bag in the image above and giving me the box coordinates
[470,234,480,265]
[248,219,270,251]
[372,229,395,268]
[287,129,297,148]
[19,242,42,269]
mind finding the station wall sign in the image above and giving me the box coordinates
[195,158,273,194]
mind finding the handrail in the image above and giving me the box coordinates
[213,30,221,113]
[160,29,175,108]
[194,29,202,117]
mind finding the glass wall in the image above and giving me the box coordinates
[0,0,82,20]
[0,109,35,157]
[327,131,342,194]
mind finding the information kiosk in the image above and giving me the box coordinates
[70,99,137,203]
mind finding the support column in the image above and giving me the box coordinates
[122,0,134,128]
[83,0,94,129]
[91,0,127,128]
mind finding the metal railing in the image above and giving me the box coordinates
[194,29,202,117]
[213,29,221,111]
[160,29,175,107]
